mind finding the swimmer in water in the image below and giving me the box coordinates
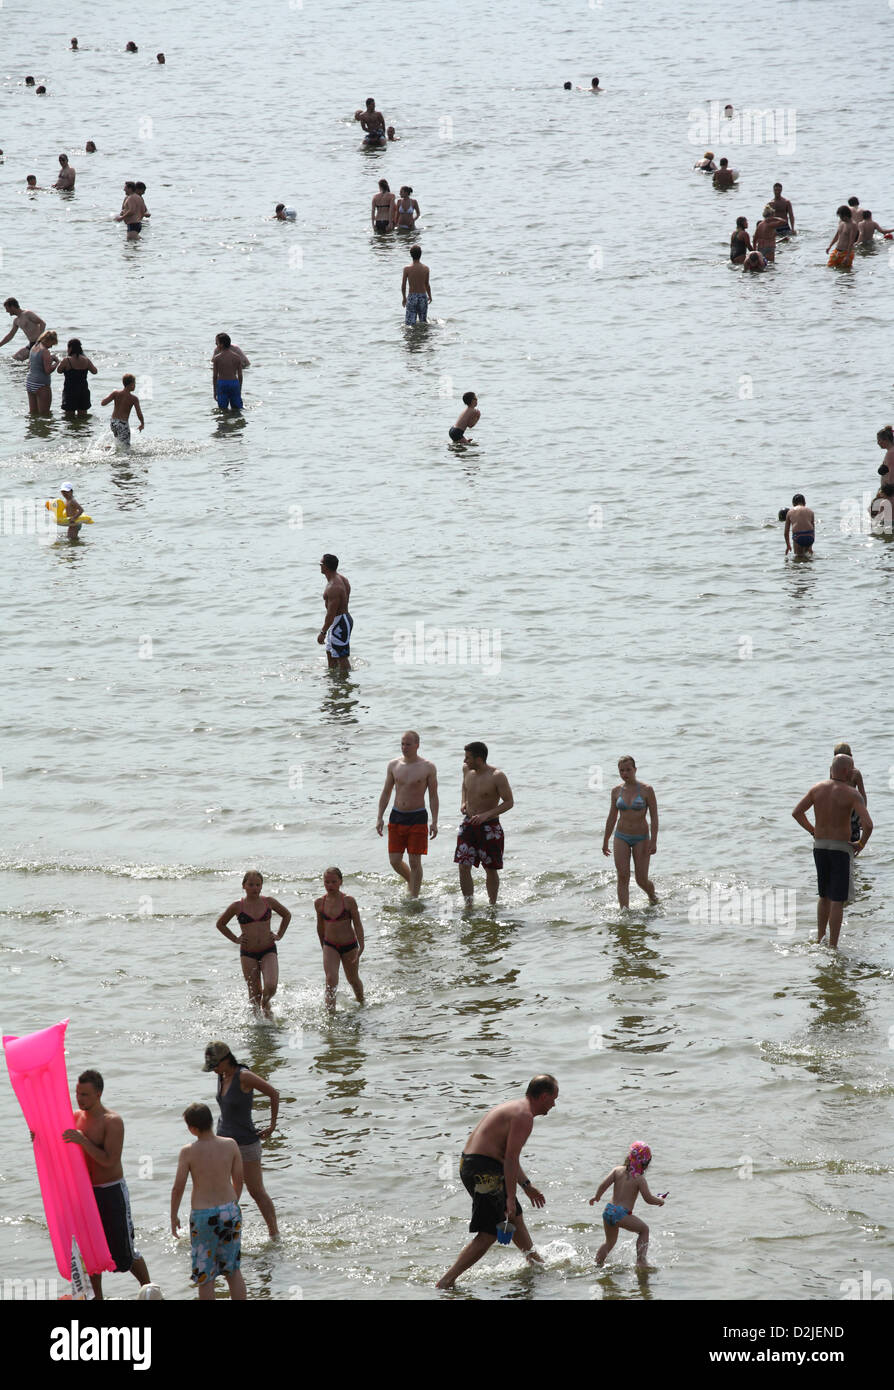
[826,205,858,269]
[590,1142,664,1270]
[126,41,138,52]
[358,97,386,144]
[767,183,795,233]
[157,52,166,64]
[70,38,78,51]
[856,210,893,246]
[314,867,364,1012]
[54,154,75,190]
[832,742,867,845]
[730,217,752,264]
[792,755,872,948]
[876,425,894,482]
[26,175,38,188]
[783,493,814,555]
[712,157,737,190]
[723,103,734,118]
[754,208,788,263]
[602,755,658,906]
[694,151,715,172]
[742,250,766,272]
[101,374,144,447]
[394,185,420,230]
[215,870,291,1017]
[449,391,479,443]
[372,178,396,232]
[387,125,399,141]
[274,203,296,221]
[57,484,85,539]
[86,140,97,153]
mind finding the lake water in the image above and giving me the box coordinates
[1,0,892,1302]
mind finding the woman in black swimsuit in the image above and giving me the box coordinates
[216,870,291,1016]
[56,337,98,414]
[730,217,752,265]
[314,867,365,1012]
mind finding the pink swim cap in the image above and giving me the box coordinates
[627,1142,651,1176]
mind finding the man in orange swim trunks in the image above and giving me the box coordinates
[826,205,858,269]
[376,731,439,897]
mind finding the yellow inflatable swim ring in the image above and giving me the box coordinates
[46,499,93,525]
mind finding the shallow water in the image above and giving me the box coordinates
[1,0,892,1300]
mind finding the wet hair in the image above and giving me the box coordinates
[365,97,375,107]
[86,141,96,152]
[462,390,476,406]
[837,205,851,220]
[719,157,728,167]
[156,53,165,62]
[464,741,488,762]
[847,197,859,208]
[833,742,852,757]
[778,508,789,522]
[4,298,20,310]
[563,82,572,90]
[773,182,782,191]
[36,87,46,95]
[78,1069,104,1092]
[126,41,138,52]
[275,203,285,213]
[321,553,338,570]
[183,1102,213,1131]
[124,181,136,193]
[216,333,232,348]
[883,484,894,498]
[25,76,35,85]
[410,244,422,261]
[135,182,146,194]
[67,338,83,357]
[591,77,599,86]
[526,1074,558,1099]
[378,179,390,192]
[241,868,263,887]
[122,373,136,388]
[26,176,36,186]
[618,755,636,769]
[735,216,747,229]
[59,154,68,164]
[877,426,894,445]
[324,866,344,882]
[792,493,806,505]
[861,210,872,220]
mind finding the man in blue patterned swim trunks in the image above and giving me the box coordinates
[318,554,353,673]
[170,1102,246,1301]
[454,741,514,905]
[401,244,431,325]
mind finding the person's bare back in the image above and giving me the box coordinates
[183,1134,242,1210]
[808,779,866,841]
[465,1098,532,1161]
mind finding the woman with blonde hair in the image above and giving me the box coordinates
[26,329,59,413]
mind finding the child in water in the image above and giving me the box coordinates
[589,1141,665,1268]
[314,867,364,1012]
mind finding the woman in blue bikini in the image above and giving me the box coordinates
[602,756,658,906]
[314,867,365,1012]
[216,870,291,1016]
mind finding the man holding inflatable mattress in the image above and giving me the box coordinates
[62,1069,151,1298]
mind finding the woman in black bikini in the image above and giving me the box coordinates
[314,867,364,1012]
[216,870,291,1016]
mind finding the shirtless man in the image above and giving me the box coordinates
[377,732,439,896]
[54,153,75,190]
[358,97,386,143]
[115,182,145,239]
[792,754,873,948]
[826,205,858,269]
[711,157,736,190]
[212,334,244,411]
[783,493,815,555]
[317,554,352,673]
[754,208,789,263]
[767,183,794,232]
[1,298,46,361]
[856,210,893,246]
[449,391,480,443]
[170,1103,246,1301]
[454,742,514,905]
[401,244,431,325]
[436,1075,557,1289]
[61,1070,151,1298]
[101,374,144,447]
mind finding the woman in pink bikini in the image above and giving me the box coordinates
[314,867,365,1012]
[216,870,291,1016]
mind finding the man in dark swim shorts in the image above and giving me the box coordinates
[454,741,513,905]
[436,1076,556,1289]
[792,754,872,948]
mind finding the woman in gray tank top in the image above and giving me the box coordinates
[26,329,59,414]
[203,1041,280,1239]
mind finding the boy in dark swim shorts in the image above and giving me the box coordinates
[448,391,479,443]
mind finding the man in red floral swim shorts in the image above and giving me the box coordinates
[454,741,514,906]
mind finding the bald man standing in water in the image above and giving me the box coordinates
[377,731,439,896]
[436,1075,556,1289]
[792,754,872,948]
